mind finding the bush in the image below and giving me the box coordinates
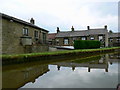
[74,40,101,49]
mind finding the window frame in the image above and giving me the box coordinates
[90,37,94,40]
[34,31,39,38]
[23,28,28,36]
[81,37,86,40]
[64,38,69,45]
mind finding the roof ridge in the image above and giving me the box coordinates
[2,13,48,32]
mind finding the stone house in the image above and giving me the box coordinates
[48,33,57,46]
[1,13,49,54]
[55,26,109,47]
[108,32,120,47]
[53,26,120,47]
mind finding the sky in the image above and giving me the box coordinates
[0,0,119,33]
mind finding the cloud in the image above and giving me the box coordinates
[0,0,118,32]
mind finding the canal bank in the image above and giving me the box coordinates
[2,47,120,65]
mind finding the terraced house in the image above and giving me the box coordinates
[54,26,120,47]
[1,13,49,54]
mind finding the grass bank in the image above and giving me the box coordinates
[1,47,120,65]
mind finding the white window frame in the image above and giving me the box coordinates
[23,28,28,36]
[64,38,69,45]
[98,36,103,41]
[81,37,86,40]
[110,38,113,42]
[90,37,94,40]
[117,38,120,42]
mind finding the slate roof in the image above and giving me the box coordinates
[48,33,57,39]
[1,13,48,32]
[55,29,107,38]
[108,33,120,38]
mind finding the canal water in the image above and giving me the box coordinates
[2,52,120,88]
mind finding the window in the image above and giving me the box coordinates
[34,31,39,38]
[117,38,120,42]
[110,38,113,42]
[98,36,103,41]
[81,37,86,40]
[90,37,94,40]
[43,33,46,43]
[23,28,28,36]
[64,38,69,45]
[56,39,59,42]
[56,39,59,45]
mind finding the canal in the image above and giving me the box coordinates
[2,52,120,89]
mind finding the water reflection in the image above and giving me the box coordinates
[54,55,109,72]
[2,52,120,88]
[2,63,49,88]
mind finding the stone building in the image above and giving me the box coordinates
[1,13,49,54]
[55,26,109,47]
[48,33,57,46]
[49,26,120,47]
[108,32,120,47]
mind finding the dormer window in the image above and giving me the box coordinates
[23,28,28,36]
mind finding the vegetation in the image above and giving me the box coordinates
[74,40,101,49]
[1,47,120,60]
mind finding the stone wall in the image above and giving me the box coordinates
[2,18,48,55]
[25,45,49,53]
[56,34,106,46]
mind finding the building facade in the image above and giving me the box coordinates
[55,26,109,47]
[1,13,49,54]
[48,33,57,46]
[52,26,120,47]
[108,33,120,47]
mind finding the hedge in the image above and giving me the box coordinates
[74,40,101,49]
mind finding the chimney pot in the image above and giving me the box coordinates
[57,27,60,33]
[30,18,35,24]
[87,26,90,30]
[104,25,107,29]
[71,26,74,31]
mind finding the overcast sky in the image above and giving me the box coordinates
[0,0,119,33]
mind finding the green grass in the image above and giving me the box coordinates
[1,47,120,59]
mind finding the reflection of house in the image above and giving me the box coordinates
[1,13,49,54]
[2,64,49,88]
[108,53,120,64]
[48,26,120,47]
[53,55,109,72]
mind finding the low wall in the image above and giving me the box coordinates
[25,45,49,53]
[2,47,120,65]
[2,45,49,55]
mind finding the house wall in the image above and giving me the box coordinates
[109,37,120,47]
[56,34,106,47]
[2,18,48,54]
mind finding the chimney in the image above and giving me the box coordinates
[87,26,90,30]
[57,27,60,33]
[104,25,107,29]
[71,26,74,31]
[30,18,35,24]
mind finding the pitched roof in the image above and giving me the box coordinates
[48,33,57,39]
[55,29,107,38]
[1,13,48,32]
[108,33,120,38]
